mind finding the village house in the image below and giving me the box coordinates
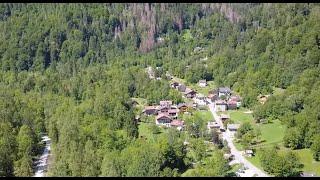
[170,81,180,89]
[230,95,241,102]
[170,120,185,131]
[184,88,197,98]
[218,87,231,97]
[143,106,159,116]
[155,113,172,127]
[177,84,186,92]
[230,95,242,108]
[207,121,220,131]
[198,79,207,87]
[177,103,189,113]
[214,100,227,112]
[258,94,270,104]
[159,106,170,113]
[227,124,240,131]
[160,100,172,107]
[227,100,238,110]
[244,149,254,157]
[220,114,230,122]
[168,108,179,119]
[195,93,206,106]
[208,89,219,101]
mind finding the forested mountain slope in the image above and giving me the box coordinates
[0,3,319,177]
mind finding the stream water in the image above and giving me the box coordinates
[33,135,51,177]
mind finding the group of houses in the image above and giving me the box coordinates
[207,113,240,132]
[208,87,242,112]
[143,100,193,130]
[171,81,197,99]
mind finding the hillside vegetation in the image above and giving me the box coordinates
[0,3,319,177]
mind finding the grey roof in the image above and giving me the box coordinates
[218,87,231,93]
[227,124,240,130]
[177,103,187,108]
[199,79,206,83]
[178,84,186,90]
[184,88,196,94]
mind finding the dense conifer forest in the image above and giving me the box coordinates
[0,3,319,177]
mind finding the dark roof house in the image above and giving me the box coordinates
[218,87,231,94]
[178,84,186,92]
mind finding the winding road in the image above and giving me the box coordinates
[207,101,269,177]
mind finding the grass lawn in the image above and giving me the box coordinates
[138,122,154,140]
[234,119,285,150]
[138,122,168,142]
[253,119,285,148]
[188,81,215,96]
[294,148,320,176]
[246,153,263,170]
[194,110,214,123]
[246,148,320,176]
[228,109,254,124]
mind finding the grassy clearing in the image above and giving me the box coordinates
[246,154,263,170]
[294,148,320,176]
[194,110,214,123]
[138,122,154,140]
[234,119,285,150]
[228,109,254,124]
[188,81,215,96]
[254,120,285,147]
[246,148,320,176]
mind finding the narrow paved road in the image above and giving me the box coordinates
[207,101,269,177]
[33,135,51,177]
[169,76,269,177]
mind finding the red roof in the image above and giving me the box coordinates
[228,100,237,105]
[230,96,240,101]
[156,113,170,120]
[170,120,184,126]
